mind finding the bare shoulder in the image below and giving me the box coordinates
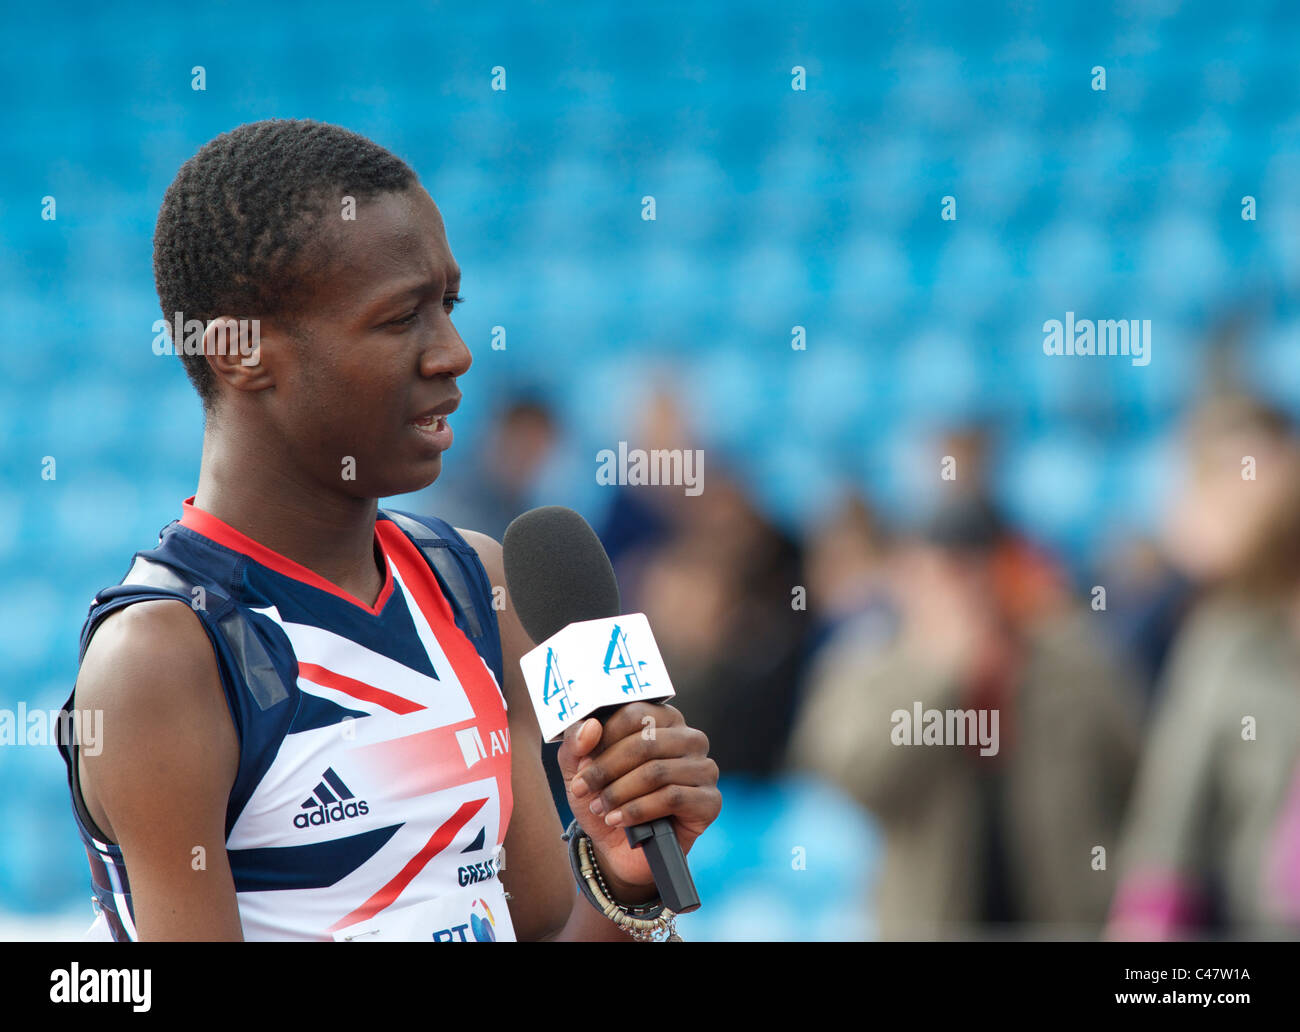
[79,598,215,697]
[455,527,503,578]
[77,599,229,734]
[76,598,238,840]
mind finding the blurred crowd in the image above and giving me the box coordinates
[432,383,1300,941]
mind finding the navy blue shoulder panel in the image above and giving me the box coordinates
[378,509,505,697]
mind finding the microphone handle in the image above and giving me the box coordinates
[588,704,702,914]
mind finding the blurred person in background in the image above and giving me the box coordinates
[1090,535,1192,716]
[787,487,1143,939]
[1109,396,1300,939]
[1089,390,1294,717]
[599,388,700,572]
[802,491,896,657]
[1161,394,1296,590]
[788,491,899,774]
[586,387,809,778]
[627,472,808,779]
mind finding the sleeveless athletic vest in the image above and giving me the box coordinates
[55,499,514,941]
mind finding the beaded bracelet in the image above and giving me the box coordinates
[563,818,681,942]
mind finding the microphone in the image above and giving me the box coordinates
[502,506,701,915]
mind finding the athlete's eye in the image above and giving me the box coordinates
[385,295,463,330]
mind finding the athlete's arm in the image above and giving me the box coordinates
[459,529,721,942]
[74,600,243,941]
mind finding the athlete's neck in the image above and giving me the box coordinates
[193,427,386,607]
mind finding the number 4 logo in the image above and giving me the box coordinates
[542,646,574,719]
[603,624,651,696]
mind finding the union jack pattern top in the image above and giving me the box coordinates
[55,498,514,941]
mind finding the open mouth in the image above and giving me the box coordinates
[409,412,453,449]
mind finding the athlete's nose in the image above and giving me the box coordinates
[420,323,472,380]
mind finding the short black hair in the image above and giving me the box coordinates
[153,119,417,408]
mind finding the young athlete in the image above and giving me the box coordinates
[56,119,721,941]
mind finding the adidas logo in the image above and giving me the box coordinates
[292,767,370,829]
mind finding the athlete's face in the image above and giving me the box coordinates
[267,185,471,499]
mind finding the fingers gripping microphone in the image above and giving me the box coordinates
[503,506,701,914]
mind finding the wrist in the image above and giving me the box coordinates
[590,844,657,906]
[564,818,682,941]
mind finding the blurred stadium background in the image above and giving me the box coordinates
[3,0,1299,940]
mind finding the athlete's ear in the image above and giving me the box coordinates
[204,316,277,396]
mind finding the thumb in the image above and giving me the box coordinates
[557,717,603,780]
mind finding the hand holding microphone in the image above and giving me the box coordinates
[560,705,710,910]
[503,506,719,914]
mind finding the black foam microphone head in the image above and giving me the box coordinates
[502,506,622,644]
